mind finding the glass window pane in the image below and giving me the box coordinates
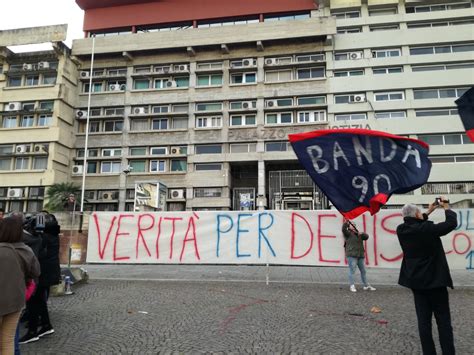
[410,47,433,55]
[245,115,256,125]
[434,46,451,54]
[452,44,474,52]
[211,75,223,85]
[414,90,438,99]
[266,114,277,124]
[195,145,222,154]
[231,116,242,126]
[33,157,47,170]
[130,160,146,172]
[439,89,456,98]
[171,160,187,171]
[444,135,462,145]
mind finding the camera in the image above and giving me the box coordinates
[434,197,449,205]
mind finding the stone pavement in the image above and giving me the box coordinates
[20,265,473,354]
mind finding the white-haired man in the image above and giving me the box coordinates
[397,197,457,355]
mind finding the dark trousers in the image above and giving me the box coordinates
[412,287,455,355]
[27,284,51,333]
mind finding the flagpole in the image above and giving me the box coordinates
[80,35,96,213]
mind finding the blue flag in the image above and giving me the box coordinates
[289,129,432,219]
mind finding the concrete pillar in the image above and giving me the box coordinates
[257,160,267,210]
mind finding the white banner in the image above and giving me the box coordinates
[87,209,474,269]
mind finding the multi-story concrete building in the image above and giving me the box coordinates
[70,0,473,212]
[0,25,78,212]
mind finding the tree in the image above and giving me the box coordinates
[44,183,81,212]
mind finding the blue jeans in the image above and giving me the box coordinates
[15,322,20,355]
[347,256,368,286]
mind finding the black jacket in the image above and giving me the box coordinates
[38,223,61,287]
[396,209,457,290]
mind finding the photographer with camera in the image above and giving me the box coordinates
[19,212,61,345]
[397,197,457,355]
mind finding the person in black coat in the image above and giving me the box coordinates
[397,197,458,355]
[20,213,61,344]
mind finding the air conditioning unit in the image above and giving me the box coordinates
[266,100,278,108]
[349,52,363,60]
[34,144,48,153]
[5,102,21,112]
[16,145,28,154]
[242,101,254,109]
[22,63,33,71]
[265,58,278,66]
[80,71,90,78]
[133,107,147,115]
[72,165,83,175]
[38,61,50,69]
[166,80,177,88]
[169,189,185,200]
[7,188,23,198]
[175,64,188,72]
[109,84,122,91]
[170,147,183,155]
[101,192,115,200]
[120,84,127,91]
[75,110,87,119]
[351,94,367,103]
[242,58,254,67]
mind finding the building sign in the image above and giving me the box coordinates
[134,182,167,211]
[87,209,473,270]
[228,126,328,142]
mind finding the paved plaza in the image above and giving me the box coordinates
[21,265,473,354]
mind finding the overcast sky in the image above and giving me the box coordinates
[2,0,84,51]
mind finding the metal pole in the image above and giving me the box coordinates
[80,35,96,213]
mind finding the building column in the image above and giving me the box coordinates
[257,160,267,209]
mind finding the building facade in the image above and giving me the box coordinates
[1,0,473,213]
[0,25,78,212]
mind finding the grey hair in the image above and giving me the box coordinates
[402,204,421,218]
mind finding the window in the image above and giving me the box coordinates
[196,62,223,70]
[415,108,458,117]
[195,145,222,154]
[332,10,360,19]
[369,7,397,16]
[0,159,11,171]
[373,67,403,74]
[296,54,325,62]
[134,79,150,90]
[101,161,121,173]
[104,107,125,116]
[150,160,166,172]
[408,19,474,28]
[130,119,148,131]
[175,77,189,88]
[297,111,326,123]
[195,163,222,171]
[414,87,468,100]
[152,118,168,130]
[230,114,256,126]
[265,98,293,107]
[334,51,363,61]
[265,69,292,82]
[265,112,293,125]
[87,162,98,174]
[430,155,474,163]
[38,115,51,126]
[28,187,45,198]
[32,157,47,170]
[372,48,401,58]
[297,96,326,105]
[229,101,257,110]
[152,105,169,113]
[154,78,171,89]
[374,91,404,101]
[197,74,223,87]
[172,104,189,113]
[265,142,290,152]
[334,94,366,104]
[264,12,310,22]
[334,70,364,77]
[171,160,187,172]
[102,148,122,157]
[194,187,222,198]
[0,145,13,155]
[20,116,34,127]
[231,72,257,84]
[42,74,56,85]
[412,63,474,72]
[406,2,472,13]
[172,117,188,129]
[196,116,222,128]
[39,101,54,111]
[337,27,362,34]
[8,77,22,87]
[130,147,147,156]
[15,157,29,170]
[150,147,168,155]
[418,133,472,145]
[230,59,257,68]
[410,43,474,55]
[25,75,39,86]
[83,82,103,93]
[230,143,257,153]
[104,120,123,132]
[196,103,223,112]
[2,117,17,128]
[297,67,325,80]
[374,111,406,119]
[370,24,399,31]
[335,113,367,121]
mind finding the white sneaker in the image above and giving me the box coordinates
[350,285,357,292]
[363,285,376,291]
